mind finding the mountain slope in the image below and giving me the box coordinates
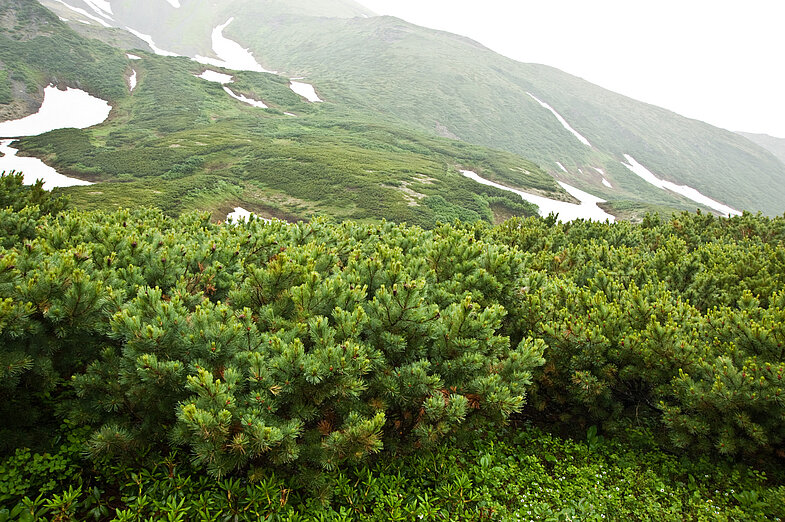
[0,0,127,120]
[227,13,785,215]
[737,132,785,167]
[42,0,785,215]
[4,0,574,228]
[39,0,374,59]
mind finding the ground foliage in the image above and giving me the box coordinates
[2,423,784,521]
[2,184,785,518]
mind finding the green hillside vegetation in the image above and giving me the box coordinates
[0,70,12,105]
[4,0,584,226]
[14,53,553,227]
[0,0,127,105]
[220,12,785,215]
[26,0,785,217]
[2,175,785,518]
[738,132,785,166]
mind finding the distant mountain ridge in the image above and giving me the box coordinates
[39,0,375,60]
[738,132,785,167]
[225,12,785,216]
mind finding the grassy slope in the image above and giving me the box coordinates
[0,0,128,120]
[5,1,566,227]
[516,64,785,214]
[30,0,785,215]
[738,132,785,166]
[219,13,785,215]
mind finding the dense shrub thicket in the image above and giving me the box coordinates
[2,200,785,461]
[1,197,546,474]
[2,175,785,517]
[488,212,785,456]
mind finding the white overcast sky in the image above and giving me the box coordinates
[359,0,785,138]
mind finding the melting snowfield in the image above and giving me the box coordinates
[556,161,567,173]
[226,207,273,223]
[621,154,741,217]
[52,0,111,27]
[461,170,614,223]
[527,92,592,148]
[126,27,179,57]
[195,70,268,108]
[0,140,93,189]
[223,87,267,108]
[128,69,137,92]
[593,167,613,188]
[0,86,110,189]
[194,18,274,73]
[227,207,253,222]
[196,70,234,84]
[127,53,141,60]
[0,86,111,137]
[82,0,113,19]
[289,81,323,103]
[164,0,181,7]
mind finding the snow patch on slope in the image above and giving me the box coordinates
[621,154,742,217]
[461,170,614,223]
[223,87,267,108]
[527,92,592,147]
[51,0,111,27]
[0,85,111,137]
[164,0,181,7]
[126,27,179,57]
[0,140,94,189]
[555,161,567,173]
[82,0,113,18]
[592,167,612,188]
[194,18,274,73]
[0,86,111,190]
[227,207,252,222]
[196,70,267,108]
[226,207,272,223]
[126,53,141,60]
[196,70,233,84]
[128,69,137,92]
[290,81,323,102]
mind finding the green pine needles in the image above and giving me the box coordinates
[3,188,785,481]
[4,209,545,477]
